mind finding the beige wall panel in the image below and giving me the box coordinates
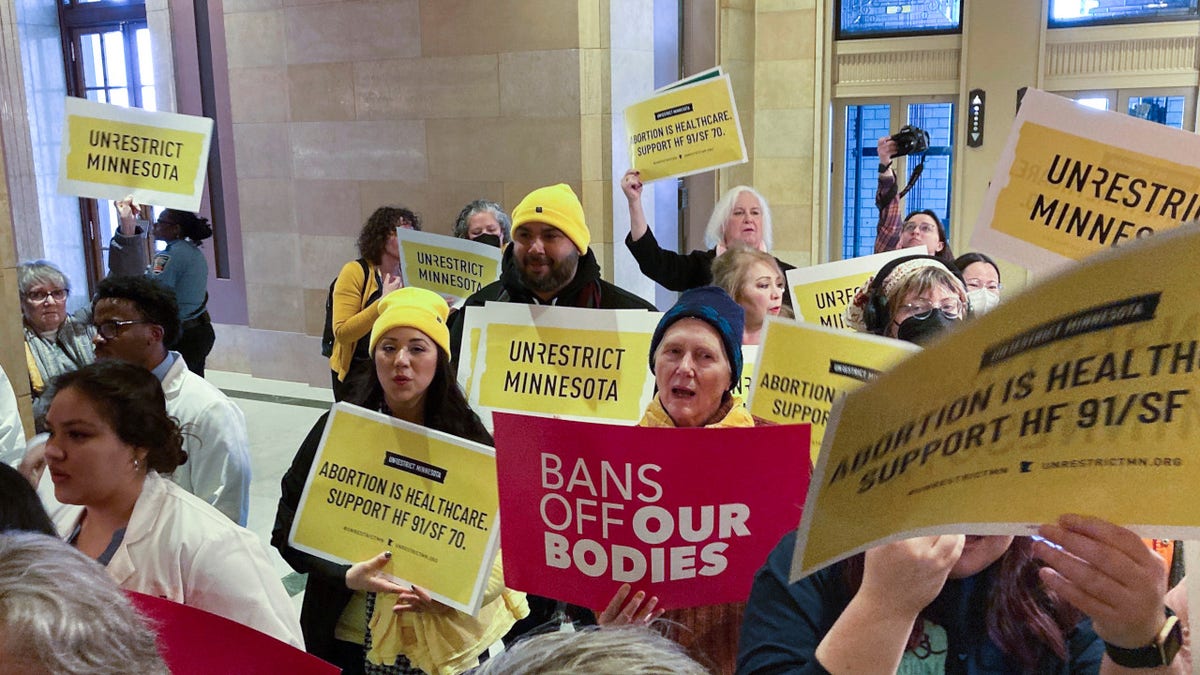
[233,123,294,179]
[299,235,351,289]
[756,9,815,61]
[243,232,302,286]
[290,120,428,181]
[499,50,582,117]
[721,7,756,62]
[224,10,286,68]
[356,56,500,121]
[246,282,306,332]
[285,0,420,65]
[238,178,298,234]
[288,63,357,122]
[293,179,363,237]
[224,0,281,14]
[755,107,813,159]
[418,0,580,56]
[356,180,507,236]
[245,327,326,385]
[770,203,813,253]
[303,287,327,336]
[756,59,815,109]
[207,324,253,374]
[581,179,611,246]
[425,118,583,185]
[579,48,610,116]
[758,0,815,11]
[229,66,290,123]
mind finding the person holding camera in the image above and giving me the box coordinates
[875,133,956,267]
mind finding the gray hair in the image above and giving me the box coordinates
[474,626,710,675]
[453,199,512,244]
[704,186,773,251]
[0,532,168,674]
[17,259,70,297]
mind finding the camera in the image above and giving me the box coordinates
[890,125,930,157]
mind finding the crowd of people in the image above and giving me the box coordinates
[0,164,1190,675]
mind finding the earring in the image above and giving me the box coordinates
[133,458,140,470]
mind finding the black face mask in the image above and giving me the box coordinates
[895,310,958,345]
[471,233,502,248]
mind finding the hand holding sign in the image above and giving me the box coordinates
[345,551,408,595]
[597,583,664,627]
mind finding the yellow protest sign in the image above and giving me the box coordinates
[624,72,747,182]
[786,247,924,330]
[734,345,758,399]
[58,97,213,211]
[396,229,502,304]
[748,319,919,461]
[792,226,1200,580]
[972,89,1200,273]
[289,403,500,614]
[459,303,662,429]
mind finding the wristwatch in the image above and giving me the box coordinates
[877,162,891,173]
[1104,607,1183,668]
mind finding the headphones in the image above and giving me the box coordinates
[862,255,963,335]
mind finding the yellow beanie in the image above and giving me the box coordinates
[511,184,590,254]
[369,288,452,357]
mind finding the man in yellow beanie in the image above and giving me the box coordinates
[448,183,654,370]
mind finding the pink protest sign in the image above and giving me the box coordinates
[126,592,338,674]
[493,413,812,612]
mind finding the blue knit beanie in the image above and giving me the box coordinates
[649,286,745,391]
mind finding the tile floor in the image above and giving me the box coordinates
[205,369,334,611]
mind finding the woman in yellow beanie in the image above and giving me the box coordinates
[273,287,528,675]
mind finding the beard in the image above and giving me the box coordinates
[518,249,580,295]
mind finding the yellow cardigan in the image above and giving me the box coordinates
[366,551,528,675]
[329,259,382,380]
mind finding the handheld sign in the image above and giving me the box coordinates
[494,413,812,611]
[792,226,1200,580]
[458,303,662,430]
[126,592,337,675]
[58,97,214,211]
[748,319,919,462]
[289,403,500,615]
[786,247,925,329]
[624,72,747,182]
[972,88,1200,273]
[395,229,502,304]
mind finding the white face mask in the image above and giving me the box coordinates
[967,288,1001,316]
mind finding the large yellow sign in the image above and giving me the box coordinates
[792,226,1200,580]
[748,320,919,461]
[290,404,500,614]
[461,304,661,429]
[972,89,1200,272]
[59,97,213,211]
[624,71,747,182]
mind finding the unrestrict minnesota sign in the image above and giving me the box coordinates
[58,97,213,211]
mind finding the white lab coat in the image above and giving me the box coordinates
[53,471,303,648]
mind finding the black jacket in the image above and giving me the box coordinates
[448,246,656,371]
[271,412,351,662]
[624,229,797,307]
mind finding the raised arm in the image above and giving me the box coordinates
[874,136,902,254]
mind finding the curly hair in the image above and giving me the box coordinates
[94,276,182,346]
[0,531,169,675]
[53,361,187,475]
[357,206,421,264]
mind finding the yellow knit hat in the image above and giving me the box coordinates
[511,184,590,254]
[369,287,452,356]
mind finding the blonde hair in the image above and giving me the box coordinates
[704,186,773,250]
[475,626,709,675]
[711,246,783,306]
[884,266,967,323]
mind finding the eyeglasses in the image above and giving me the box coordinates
[901,221,937,235]
[964,279,1002,292]
[94,319,151,339]
[899,298,963,320]
[25,289,68,303]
